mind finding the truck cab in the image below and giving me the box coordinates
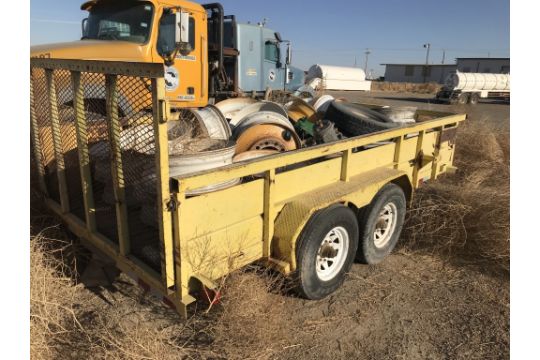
[216,17,305,97]
[30,0,304,109]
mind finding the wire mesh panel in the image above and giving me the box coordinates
[55,69,85,220]
[30,60,168,277]
[112,74,161,271]
[30,139,38,190]
[83,72,121,244]
[31,67,60,204]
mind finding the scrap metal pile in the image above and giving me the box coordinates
[92,95,418,226]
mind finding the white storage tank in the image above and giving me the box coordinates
[445,72,510,91]
[306,64,372,91]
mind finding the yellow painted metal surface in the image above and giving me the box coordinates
[71,71,97,232]
[287,99,320,123]
[152,77,176,288]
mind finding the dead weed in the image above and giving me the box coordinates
[371,81,442,94]
[402,120,510,270]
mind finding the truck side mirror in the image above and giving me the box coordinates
[81,18,88,37]
[286,43,292,65]
[175,11,190,44]
[175,11,192,56]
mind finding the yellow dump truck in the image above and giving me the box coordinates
[30,58,466,317]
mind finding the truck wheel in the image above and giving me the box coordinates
[469,93,480,105]
[457,93,469,105]
[295,204,359,300]
[356,184,406,265]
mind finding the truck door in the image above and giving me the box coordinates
[156,8,207,108]
[262,40,285,91]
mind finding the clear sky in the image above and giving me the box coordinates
[30,0,510,76]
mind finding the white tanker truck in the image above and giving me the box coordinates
[436,71,510,105]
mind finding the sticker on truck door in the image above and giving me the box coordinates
[269,70,276,81]
[164,66,179,92]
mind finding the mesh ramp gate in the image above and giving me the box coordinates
[30,59,176,294]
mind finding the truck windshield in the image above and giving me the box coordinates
[82,2,154,44]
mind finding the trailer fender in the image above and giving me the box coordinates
[271,168,410,272]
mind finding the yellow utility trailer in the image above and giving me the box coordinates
[30,59,466,317]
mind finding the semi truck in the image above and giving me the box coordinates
[31,0,305,107]
[30,0,467,318]
[436,71,510,105]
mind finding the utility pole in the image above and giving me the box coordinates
[364,48,371,74]
[441,49,446,64]
[423,43,431,83]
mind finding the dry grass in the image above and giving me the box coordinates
[30,229,82,360]
[211,270,293,359]
[402,119,510,270]
[29,212,198,359]
[371,81,442,94]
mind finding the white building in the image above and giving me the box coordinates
[381,64,457,84]
[456,58,510,74]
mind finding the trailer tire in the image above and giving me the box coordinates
[469,93,480,105]
[295,204,359,300]
[457,93,469,105]
[325,101,399,137]
[356,183,406,265]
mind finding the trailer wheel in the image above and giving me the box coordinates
[469,93,480,105]
[356,184,406,264]
[457,93,470,105]
[295,204,359,300]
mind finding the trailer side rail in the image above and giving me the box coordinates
[173,113,466,192]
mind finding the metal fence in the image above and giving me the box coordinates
[30,59,175,290]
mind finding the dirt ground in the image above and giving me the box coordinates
[30,91,510,360]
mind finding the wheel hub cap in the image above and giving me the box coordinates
[373,202,398,249]
[316,226,349,281]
